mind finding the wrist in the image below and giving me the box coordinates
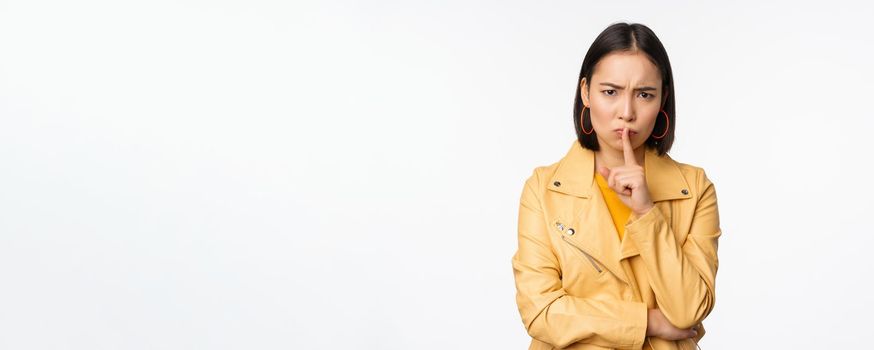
[634,204,654,218]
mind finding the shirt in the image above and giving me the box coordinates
[594,172,632,241]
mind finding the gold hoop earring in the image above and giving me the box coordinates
[651,109,670,139]
[580,105,594,135]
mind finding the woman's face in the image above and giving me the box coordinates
[580,51,667,153]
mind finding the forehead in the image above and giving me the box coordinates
[591,51,662,85]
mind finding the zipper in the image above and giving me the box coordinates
[561,235,603,273]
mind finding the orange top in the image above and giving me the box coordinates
[594,172,632,241]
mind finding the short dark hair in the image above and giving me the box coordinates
[573,22,676,155]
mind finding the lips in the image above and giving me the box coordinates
[613,128,637,136]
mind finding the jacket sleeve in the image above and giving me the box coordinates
[624,169,721,329]
[512,170,647,349]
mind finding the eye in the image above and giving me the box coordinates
[602,89,617,96]
[638,92,654,99]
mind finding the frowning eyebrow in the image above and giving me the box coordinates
[599,82,658,91]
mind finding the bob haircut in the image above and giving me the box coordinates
[573,22,676,155]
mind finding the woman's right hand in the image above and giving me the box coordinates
[646,308,698,340]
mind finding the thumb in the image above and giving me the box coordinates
[597,166,611,179]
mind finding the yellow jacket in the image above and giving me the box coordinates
[512,140,721,350]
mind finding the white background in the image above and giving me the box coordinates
[1,0,872,349]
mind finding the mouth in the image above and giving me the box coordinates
[613,128,637,137]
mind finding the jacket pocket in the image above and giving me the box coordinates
[560,235,603,273]
[553,218,603,274]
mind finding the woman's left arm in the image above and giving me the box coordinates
[624,169,721,330]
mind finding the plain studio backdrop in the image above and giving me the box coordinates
[1,0,872,349]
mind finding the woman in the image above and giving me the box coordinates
[512,22,721,350]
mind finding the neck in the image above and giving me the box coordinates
[594,146,646,170]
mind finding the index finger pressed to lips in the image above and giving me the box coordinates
[622,127,636,165]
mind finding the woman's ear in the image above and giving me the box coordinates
[579,78,590,106]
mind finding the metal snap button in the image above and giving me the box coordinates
[553,181,561,187]
[566,228,575,236]
[681,189,689,195]
[556,222,565,231]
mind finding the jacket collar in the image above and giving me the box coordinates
[547,140,692,201]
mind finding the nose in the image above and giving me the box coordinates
[619,96,635,122]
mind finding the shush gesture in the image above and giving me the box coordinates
[597,127,655,217]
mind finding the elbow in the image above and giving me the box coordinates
[524,300,576,349]
[526,320,573,349]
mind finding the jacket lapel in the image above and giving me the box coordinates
[547,140,693,284]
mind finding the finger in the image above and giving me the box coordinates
[616,174,634,195]
[618,182,632,196]
[597,166,610,180]
[686,326,698,337]
[614,182,631,197]
[607,167,617,189]
[610,169,628,194]
[671,329,696,340]
[622,127,636,165]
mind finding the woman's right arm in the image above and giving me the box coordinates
[512,169,648,349]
